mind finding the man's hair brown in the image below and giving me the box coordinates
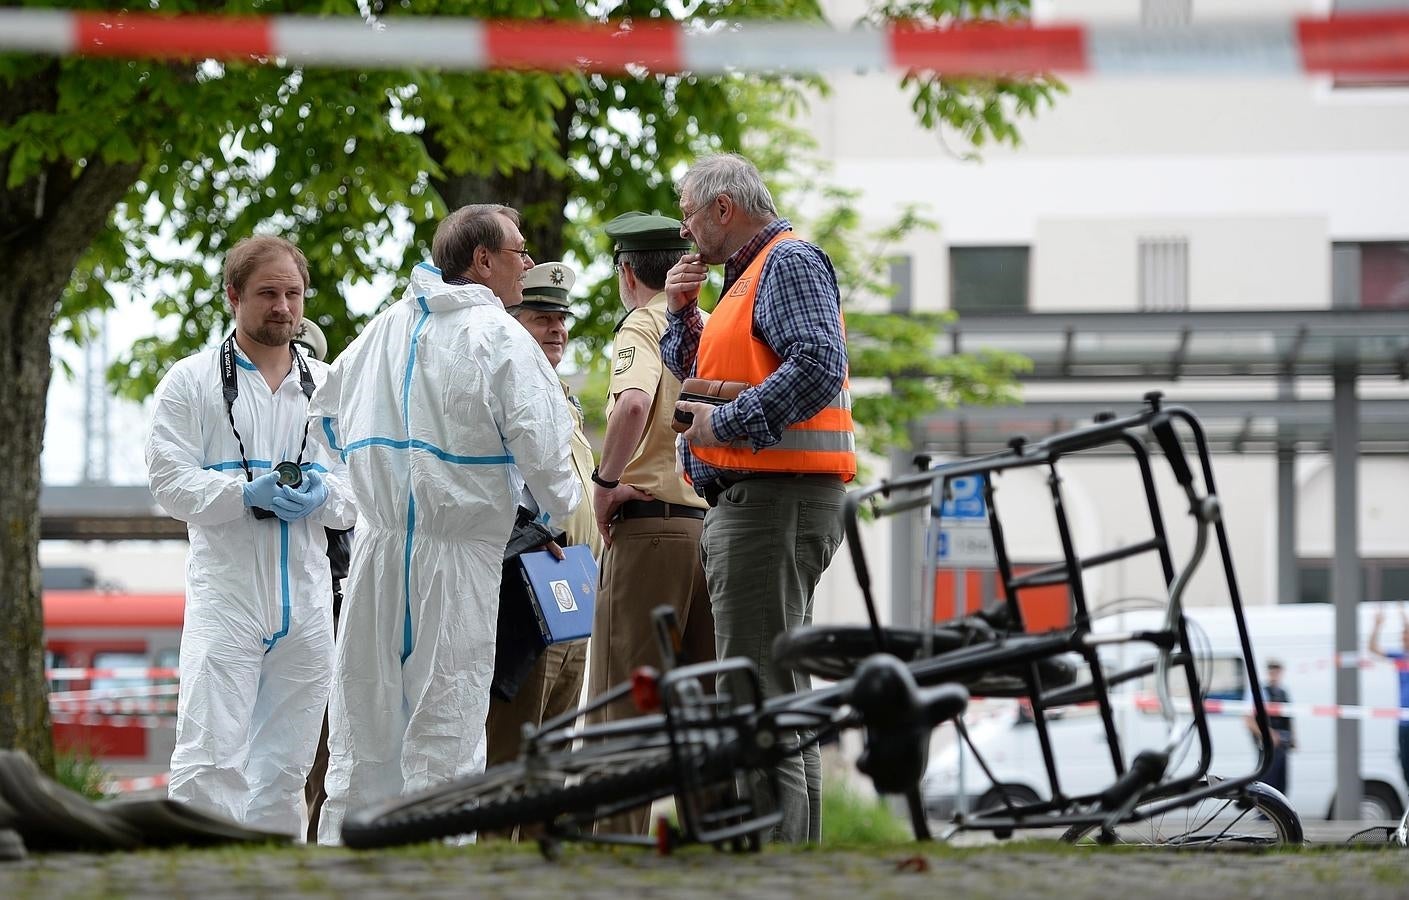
[433,204,520,280]
[620,247,686,292]
[224,235,310,297]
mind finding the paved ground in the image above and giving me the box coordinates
[3,837,1407,899]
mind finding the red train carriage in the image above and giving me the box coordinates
[43,591,183,774]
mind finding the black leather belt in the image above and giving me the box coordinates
[704,472,841,507]
[617,499,706,521]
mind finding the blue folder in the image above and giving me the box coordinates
[516,543,597,644]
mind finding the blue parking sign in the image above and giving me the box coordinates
[937,475,987,520]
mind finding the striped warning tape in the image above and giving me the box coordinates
[48,683,181,702]
[46,667,179,681]
[1307,652,1409,673]
[1130,694,1409,722]
[0,10,1405,77]
[49,699,179,715]
[50,711,174,729]
[106,772,171,793]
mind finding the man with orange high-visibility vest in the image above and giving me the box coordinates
[662,152,854,845]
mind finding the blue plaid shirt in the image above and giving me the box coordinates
[661,218,848,495]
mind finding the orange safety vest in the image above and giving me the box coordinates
[692,230,856,481]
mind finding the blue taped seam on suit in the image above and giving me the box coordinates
[263,520,292,653]
[204,459,275,472]
[204,461,330,474]
[340,437,513,466]
[398,298,432,666]
[401,494,416,664]
[322,417,345,463]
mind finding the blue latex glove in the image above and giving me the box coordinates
[269,469,328,522]
[242,471,282,510]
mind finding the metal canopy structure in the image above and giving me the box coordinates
[918,398,1409,457]
[942,309,1409,383]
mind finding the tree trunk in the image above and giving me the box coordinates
[0,64,142,771]
[428,101,575,265]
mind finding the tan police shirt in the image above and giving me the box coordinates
[562,382,605,558]
[605,293,707,509]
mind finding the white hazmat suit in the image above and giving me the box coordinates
[146,342,356,835]
[312,264,580,843]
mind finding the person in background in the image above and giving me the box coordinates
[485,261,602,792]
[587,212,714,837]
[146,236,355,836]
[1245,658,1294,797]
[662,152,855,844]
[312,205,580,844]
[1369,603,1409,793]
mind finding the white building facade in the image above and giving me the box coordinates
[802,0,1409,628]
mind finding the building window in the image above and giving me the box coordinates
[1138,236,1190,311]
[1141,0,1191,27]
[1296,559,1409,603]
[888,255,913,314]
[1332,241,1409,309]
[950,246,1029,315]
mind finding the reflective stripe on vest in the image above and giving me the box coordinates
[692,230,856,480]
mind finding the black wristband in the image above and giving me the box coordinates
[591,467,620,489]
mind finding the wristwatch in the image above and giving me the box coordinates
[590,467,620,489]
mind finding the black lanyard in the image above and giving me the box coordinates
[220,334,314,485]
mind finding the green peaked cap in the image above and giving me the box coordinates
[604,211,691,254]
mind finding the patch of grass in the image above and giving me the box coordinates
[52,746,112,801]
[1370,859,1409,886]
[820,784,913,845]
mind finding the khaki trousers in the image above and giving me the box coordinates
[587,512,714,836]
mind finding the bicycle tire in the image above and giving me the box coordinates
[775,624,1077,695]
[1060,778,1304,848]
[342,740,740,849]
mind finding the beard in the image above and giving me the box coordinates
[248,319,297,347]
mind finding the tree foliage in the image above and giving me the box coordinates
[1,0,1059,766]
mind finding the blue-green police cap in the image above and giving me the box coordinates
[604,211,691,255]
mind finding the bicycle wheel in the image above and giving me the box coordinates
[1061,778,1303,848]
[775,624,1077,695]
[342,739,739,849]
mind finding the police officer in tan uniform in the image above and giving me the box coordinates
[588,214,715,836]
[485,261,602,782]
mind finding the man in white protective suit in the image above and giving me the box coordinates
[146,235,356,836]
[312,204,581,844]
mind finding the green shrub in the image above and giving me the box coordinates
[53,746,112,801]
[821,783,912,845]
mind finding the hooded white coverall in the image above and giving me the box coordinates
[146,342,356,835]
[312,264,580,844]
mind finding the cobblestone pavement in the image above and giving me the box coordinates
[2,840,1408,899]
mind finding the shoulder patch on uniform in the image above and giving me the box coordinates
[614,347,635,375]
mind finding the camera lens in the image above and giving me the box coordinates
[275,461,303,488]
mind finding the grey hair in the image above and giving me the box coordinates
[677,153,778,220]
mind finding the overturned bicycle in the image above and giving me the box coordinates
[341,393,1303,852]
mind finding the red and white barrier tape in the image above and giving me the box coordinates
[107,772,171,793]
[50,699,179,715]
[47,667,180,681]
[1130,694,1409,722]
[0,10,1406,77]
[1295,652,1409,673]
[50,711,173,729]
[49,684,181,703]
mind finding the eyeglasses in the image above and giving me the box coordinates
[491,246,533,263]
[680,195,718,229]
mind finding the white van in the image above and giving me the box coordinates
[922,601,1408,822]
